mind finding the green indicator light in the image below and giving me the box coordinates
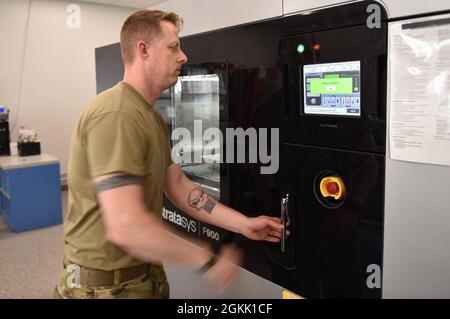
[297,44,305,54]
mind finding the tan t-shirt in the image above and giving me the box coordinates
[64,81,172,271]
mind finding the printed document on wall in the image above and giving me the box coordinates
[389,14,450,166]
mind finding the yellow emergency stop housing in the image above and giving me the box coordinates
[319,176,346,200]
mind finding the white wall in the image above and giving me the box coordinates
[0,0,134,174]
[380,0,449,18]
[283,0,352,15]
[0,0,30,143]
[150,0,282,36]
[283,0,450,17]
[382,13,450,298]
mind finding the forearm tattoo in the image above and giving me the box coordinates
[95,175,143,193]
[188,187,217,214]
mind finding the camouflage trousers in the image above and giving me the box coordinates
[54,263,170,299]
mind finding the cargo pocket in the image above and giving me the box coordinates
[55,269,94,299]
[93,285,124,299]
[148,265,170,299]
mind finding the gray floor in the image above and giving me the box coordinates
[0,190,286,299]
[0,191,67,299]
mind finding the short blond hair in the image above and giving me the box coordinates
[120,10,183,65]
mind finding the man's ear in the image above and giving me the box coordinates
[137,41,149,58]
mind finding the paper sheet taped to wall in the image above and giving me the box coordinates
[389,14,450,166]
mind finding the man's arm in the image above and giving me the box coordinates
[94,173,213,268]
[163,163,283,242]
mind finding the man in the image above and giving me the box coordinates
[55,10,284,299]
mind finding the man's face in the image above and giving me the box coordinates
[145,20,188,91]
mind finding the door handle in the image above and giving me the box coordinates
[280,193,291,253]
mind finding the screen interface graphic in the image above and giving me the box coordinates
[303,61,361,117]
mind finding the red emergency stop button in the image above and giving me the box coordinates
[326,182,339,195]
[319,176,346,200]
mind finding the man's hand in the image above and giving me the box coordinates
[203,244,242,293]
[240,216,287,242]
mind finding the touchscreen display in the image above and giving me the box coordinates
[303,61,361,117]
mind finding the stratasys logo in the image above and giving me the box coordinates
[162,207,197,233]
[320,123,338,129]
